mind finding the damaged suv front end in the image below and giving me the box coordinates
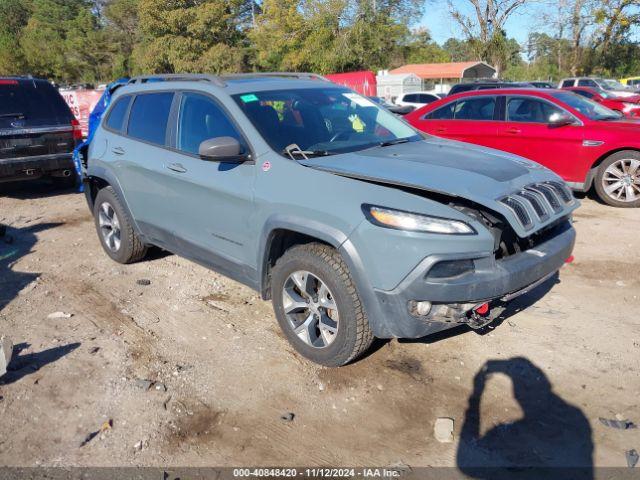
[300,137,578,339]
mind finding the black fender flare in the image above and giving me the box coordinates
[257,215,390,338]
[85,166,145,239]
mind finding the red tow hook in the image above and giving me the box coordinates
[565,255,575,264]
[474,302,490,316]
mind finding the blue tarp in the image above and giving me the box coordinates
[72,77,129,192]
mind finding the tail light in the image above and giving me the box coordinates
[71,118,83,141]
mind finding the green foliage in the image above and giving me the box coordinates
[0,0,637,84]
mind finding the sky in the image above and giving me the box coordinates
[418,1,549,45]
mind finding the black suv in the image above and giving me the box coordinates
[0,77,81,185]
[448,80,533,96]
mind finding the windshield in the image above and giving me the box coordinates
[232,88,420,156]
[602,79,627,90]
[551,91,621,120]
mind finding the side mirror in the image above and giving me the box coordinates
[199,137,248,162]
[548,112,575,127]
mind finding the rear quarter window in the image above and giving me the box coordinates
[127,92,174,145]
[105,96,131,132]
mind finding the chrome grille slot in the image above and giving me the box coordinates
[546,181,574,204]
[518,189,549,221]
[500,196,533,230]
[528,184,562,212]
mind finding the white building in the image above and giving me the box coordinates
[375,73,422,102]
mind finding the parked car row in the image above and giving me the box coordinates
[406,87,640,207]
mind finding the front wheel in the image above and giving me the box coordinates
[271,243,373,367]
[594,151,640,207]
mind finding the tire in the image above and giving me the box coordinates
[93,186,147,263]
[271,243,374,367]
[594,150,640,208]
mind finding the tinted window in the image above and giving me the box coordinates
[453,97,496,120]
[177,93,245,155]
[507,97,564,123]
[404,94,418,102]
[0,80,71,128]
[577,79,597,87]
[561,80,574,88]
[448,84,474,96]
[127,92,174,145]
[573,90,593,99]
[425,103,455,120]
[105,96,131,131]
[419,94,438,103]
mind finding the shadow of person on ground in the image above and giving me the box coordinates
[0,223,62,312]
[0,342,80,385]
[457,357,593,480]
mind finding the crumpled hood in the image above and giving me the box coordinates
[300,137,577,237]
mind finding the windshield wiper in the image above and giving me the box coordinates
[0,112,25,118]
[378,137,411,147]
[282,144,331,160]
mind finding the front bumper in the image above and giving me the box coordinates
[0,153,74,183]
[372,221,576,338]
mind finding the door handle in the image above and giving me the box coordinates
[435,127,447,134]
[166,162,187,173]
[505,127,521,134]
[112,146,125,155]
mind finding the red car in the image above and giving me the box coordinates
[562,86,640,118]
[406,88,640,207]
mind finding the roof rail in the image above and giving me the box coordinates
[221,72,330,82]
[128,73,226,87]
[127,72,329,88]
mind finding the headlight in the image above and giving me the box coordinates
[363,204,476,235]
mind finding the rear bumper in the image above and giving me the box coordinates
[0,153,74,182]
[371,221,576,338]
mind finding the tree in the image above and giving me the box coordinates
[103,0,140,77]
[0,0,31,74]
[446,0,529,74]
[402,28,450,64]
[135,0,254,74]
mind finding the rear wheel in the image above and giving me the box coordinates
[93,186,147,263]
[594,151,640,207]
[271,243,373,367]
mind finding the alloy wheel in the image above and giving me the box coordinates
[282,270,339,348]
[98,202,121,252]
[602,158,640,203]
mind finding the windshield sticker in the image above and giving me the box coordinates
[240,94,259,103]
[343,93,376,107]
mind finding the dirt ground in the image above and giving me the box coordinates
[0,180,638,473]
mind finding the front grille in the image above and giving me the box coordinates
[500,181,574,230]
[500,196,532,229]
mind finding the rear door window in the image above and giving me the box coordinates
[403,94,418,103]
[105,96,131,132]
[176,92,245,155]
[127,92,174,145]
[561,79,575,88]
[453,96,496,120]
